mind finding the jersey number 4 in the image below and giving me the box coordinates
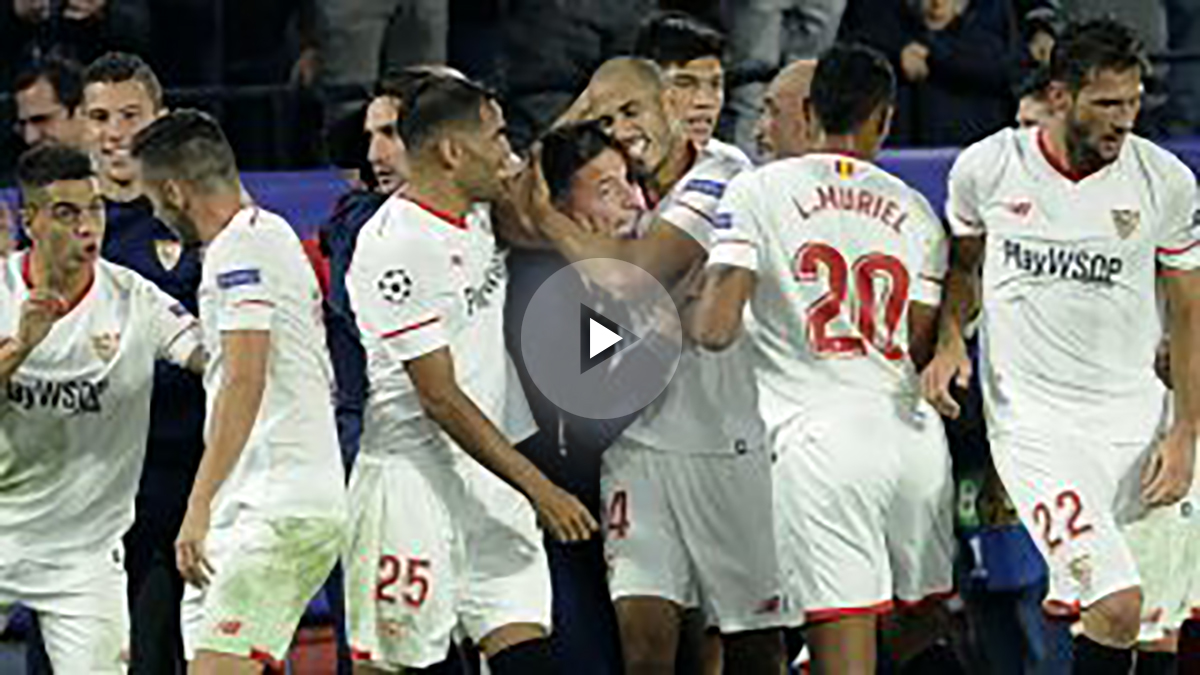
[793,242,909,360]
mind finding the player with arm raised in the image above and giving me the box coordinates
[921,19,1200,673]
[695,44,955,675]
[132,110,347,674]
[344,77,596,675]
[0,144,202,673]
[536,57,787,675]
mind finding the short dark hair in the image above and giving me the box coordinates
[399,77,497,152]
[539,120,627,203]
[810,43,896,135]
[1049,19,1149,92]
[17,143,94,192]
[83,52,164,110]
[15,56,84,113]
[1016,65,1052,101]
[634,11,725,66]
[132,109,239,189]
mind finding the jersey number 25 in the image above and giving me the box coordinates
[793,242,909,360]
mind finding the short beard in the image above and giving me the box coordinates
[1064,112,1110,175]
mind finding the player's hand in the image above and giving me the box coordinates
[176,503,216,588]
[17,290,68,353]
[900,43,930,82]
[1142,422,1197,507]
[920,338,971,419]
[531,483,599,543]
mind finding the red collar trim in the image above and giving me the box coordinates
[403,197,468,230]
[22,251,95,312]
[1037,129,1098,183]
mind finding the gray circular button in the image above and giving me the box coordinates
[520,258,683,420]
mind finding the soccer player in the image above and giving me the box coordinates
[693,44,955,675]
[755,59,818,161]
[541,57,787,675]
[0,143,203,673]
[82,51,208,673]
[633,10,730,152]
[922,19,1200,674]
[13,55,86,149]
[344,77,597,675]
[132,110,348,674]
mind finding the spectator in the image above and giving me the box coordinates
[722,0,848,156]
[317,0,449,120]
[497,0,655,149]
[841,0,1023,146]
[1164,0,1200,134]
[0,0,150,86]
[1015,66,1053,128]
[13,55,86,149]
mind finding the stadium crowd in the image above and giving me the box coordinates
[2,2,1200,675]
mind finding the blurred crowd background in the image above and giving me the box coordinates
[4,0,1200,175]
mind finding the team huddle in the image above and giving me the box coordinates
[1,10,1198,675]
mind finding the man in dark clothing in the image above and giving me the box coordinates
[841,0,1024,146]
[86,52,201,674]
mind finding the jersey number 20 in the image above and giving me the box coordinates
[793,242,909,360]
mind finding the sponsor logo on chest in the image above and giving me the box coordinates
[1001,240,1124,285]
[7,377,109,414]
[463,248,507,318]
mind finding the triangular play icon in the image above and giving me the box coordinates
[580,304,640,374]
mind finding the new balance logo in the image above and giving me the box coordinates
[1006,200,1033,218]
[216,620,242,636]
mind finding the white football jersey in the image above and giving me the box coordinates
[622,140,766,454]
[947,127,1200,441]
[0,253,200,563]
[199,207,345,521]
[348,197,536,459]
[710,153,948,431]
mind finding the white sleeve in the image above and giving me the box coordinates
[144,283,201,366]
[707,173,763,273]
[945,140,995,237]
[659,161,747,250]
[1155,159,1200,271]
[910,193,949,306]
[209,232,277,332]
[349,231,452,362]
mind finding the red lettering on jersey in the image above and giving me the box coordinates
[801,185,906,234]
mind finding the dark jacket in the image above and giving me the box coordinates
[842,0,1024,147]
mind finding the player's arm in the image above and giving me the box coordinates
[908,301,940,373]
[920,234,982,418]
[404,348,597,541]
[1143,166,1200,506]
[691,174,763,351]
[188,330,269,512]
[1142,270,1200,506]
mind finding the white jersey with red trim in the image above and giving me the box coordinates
[347,197,536,459]
[0,253,200,563]
[947,127,1200,442]
[708,153,948,430]
[622,140,765,455]
[198,206,345,520]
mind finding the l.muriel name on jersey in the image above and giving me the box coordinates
[7,377,109,414]
[1002,239,1123,284]
[793,185,908,232]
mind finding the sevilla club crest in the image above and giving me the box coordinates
[1111,209,1140,239]
[155,240,183,271]
[91,332,121,362]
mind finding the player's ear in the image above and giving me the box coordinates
[435,135,462,172]
[661,86,687,125]
[162,179,186,212]
[1046,80,1073,115]
[877,104,895,143]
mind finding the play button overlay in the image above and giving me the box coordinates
[581,304,640,373]
[520,258,682,420]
